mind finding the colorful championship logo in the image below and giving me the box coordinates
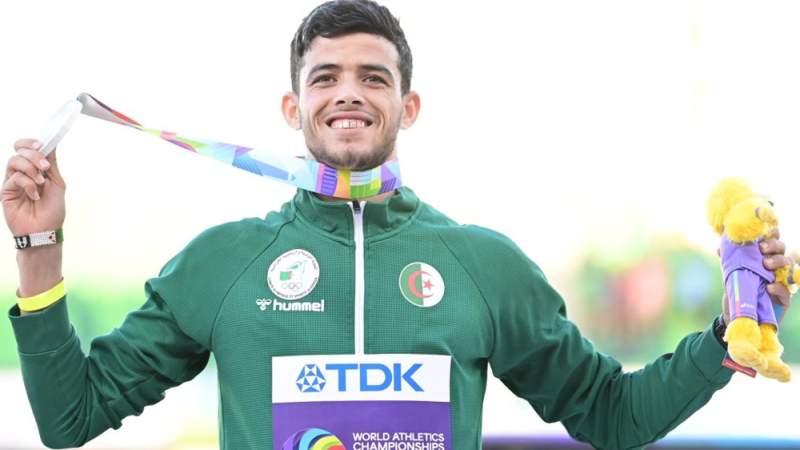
[398,262,445,308]
[268,249,320,300]
[282,428,345,450]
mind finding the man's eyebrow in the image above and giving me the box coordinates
[306,63,395,83]
[307,63,341,81]
[359,64,394,82]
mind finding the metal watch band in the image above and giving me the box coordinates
[13,229,63,250]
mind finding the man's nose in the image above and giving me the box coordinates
[335,94,363,106]
[334,80,364,106]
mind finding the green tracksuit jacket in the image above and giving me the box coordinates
[9,187,733,450]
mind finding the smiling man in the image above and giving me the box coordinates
[3,1,794,450]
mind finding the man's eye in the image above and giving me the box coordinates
[312,75,335,84]
[364,75,387,84]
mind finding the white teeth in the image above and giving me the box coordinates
[330,119,367,129]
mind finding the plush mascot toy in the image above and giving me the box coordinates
[707,178,799,382]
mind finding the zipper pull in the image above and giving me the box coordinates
[352,200,362,213]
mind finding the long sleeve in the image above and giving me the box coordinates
[488,275,732,450]
[442,225,734,450]
[8,217,278,449]
[8,292,210,449]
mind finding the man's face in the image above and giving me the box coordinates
[282,33,419,171]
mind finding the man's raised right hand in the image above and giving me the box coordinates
[3,138,66,238]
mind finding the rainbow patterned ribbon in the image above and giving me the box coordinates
[76,93,402,199]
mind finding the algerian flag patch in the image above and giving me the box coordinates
[398,262,445,308]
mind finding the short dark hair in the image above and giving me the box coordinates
[290,0,413,95]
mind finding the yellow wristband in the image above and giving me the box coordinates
[17,280,66,312]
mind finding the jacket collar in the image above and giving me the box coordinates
[290,187,420,242]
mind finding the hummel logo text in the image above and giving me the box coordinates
[255,298,326,313]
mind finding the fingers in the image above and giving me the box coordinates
[767,283,791,308]
[14,138,62,170]
[764,255,793,271]
[3,171,40,201]
[768,227,781,241]
[6,151,49,184]
[4,139,54,202]
[6,140,59,188]
[759,238,786,256]
[13,138,41,152]
[759,232,791,270]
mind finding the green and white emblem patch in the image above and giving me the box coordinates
[399,262,445,308]
[267,249,320,300]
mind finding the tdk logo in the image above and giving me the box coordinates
[296,363,424,393]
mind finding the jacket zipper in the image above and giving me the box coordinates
[350,200,365,355]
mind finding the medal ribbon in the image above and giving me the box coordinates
[75,93,401,199]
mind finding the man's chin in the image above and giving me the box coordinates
[309,145,393,172]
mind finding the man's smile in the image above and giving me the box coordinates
[325,111,375,130]
[330,119,369,129]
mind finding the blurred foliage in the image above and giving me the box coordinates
[570,233,800,362]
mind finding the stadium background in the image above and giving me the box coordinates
[2,0,799,448]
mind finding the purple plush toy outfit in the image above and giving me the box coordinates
[720,235,777,326]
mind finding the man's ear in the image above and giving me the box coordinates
[282,92,301,129]
[400,91,421,129]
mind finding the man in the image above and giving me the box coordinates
[2,1,793,449]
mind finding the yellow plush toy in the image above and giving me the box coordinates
[707,178,799,382]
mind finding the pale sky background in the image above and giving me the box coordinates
[1,0,800,447]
